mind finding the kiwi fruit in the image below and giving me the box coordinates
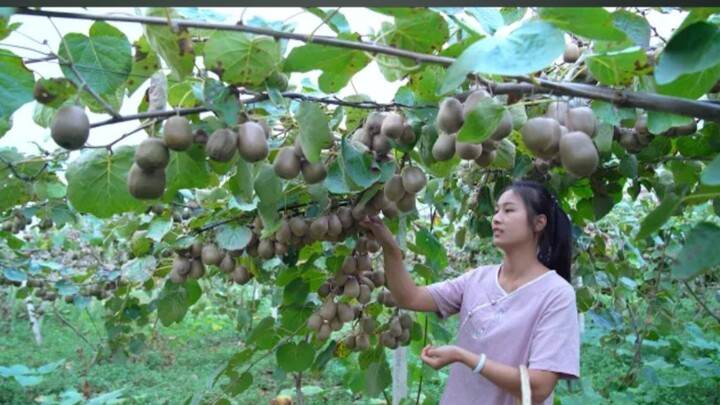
[481,140,497,152]
[344,278,361,299]
[358,284,372,304]
[462,90,490,121]
[219,255,235,273]
[188,260,206,279]
[664,121,697,137]
[380,331,397,348]
[356,254,372,272]
[566,107,597,137]
[389,319,403,337]
[545,101,569,125]
[50,105,90,150]
[432,133,457,161]
[372,134,392,155]
[327,215,343,237]
[401,166,427,194]
[355,334,370,351]
[301,161,327,184]
[163,116,194,151]
[293,136,305,159]
[273,146,301,179]
[400,124,417,144]
[352,127,373,149]
[337,207,354,228]
[455,141,483,160]
[372,270,386,288]
[201,244,221,266]
[380,112,404,139]
[289,217,308,237]
[437,97,464,133]
[310,216,329,239]
[371,191,390,211]
[170,268,187,284]
[237,122,269,162]
[489,110,513,141]
[399,313,413,329]
[365,112,385,135]
[367,239,381,253]
[559,131,599,177]
[274,242,288,256]
[206,128,237,162]
[475,149,496,167]
[344,335,356,350]
[317,282,332,298]
[319,301,337,321]
[258,119,272,139]
[127,163,166,200]
[384,175,406,202]
[522,117,562,157]
[316,323,332,340]
[275,220,292,243]
[307,313,323,331]
[231,265,251,284]
[563,43,581,64]
[135,138,170,171]
[396,192,416,212]
[618,128,641,152]
[337,302,354,322]
[258,239,275,259]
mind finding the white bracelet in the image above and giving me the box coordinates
[472,353,487,374]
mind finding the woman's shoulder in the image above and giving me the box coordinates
[463,263,502,283]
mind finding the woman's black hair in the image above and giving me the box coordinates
[500,180,573,283]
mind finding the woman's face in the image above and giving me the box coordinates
[492,190,537,249]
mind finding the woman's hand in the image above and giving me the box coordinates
[420,344,461,370]
[358,215,399,252]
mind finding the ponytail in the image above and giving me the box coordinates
[501,181,574,283]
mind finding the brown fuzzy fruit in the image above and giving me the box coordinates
[559,131,599,177]
[563,42,581,63]
[219,255,235,273]
[355,334,370,351]
[455,141,483,160]
[545,101,569,125]
[163,116,194,151]
[206,128,237,162]
[201,244,221,266]
[289,217,308,237]
[489,110,513,141]
[135,138,170,171]
[432,133,456,161]
[437,97,464,133]
[301,161,327,184]
[401,166,427,194]
[307,313,323,331]
[475,149,496,167]
[316,323,331,340]
[396,192,416,212]
[50,105,90,150]
[400,125,417,145]
[336,302,354,322]
[372,134,392,155]
[319,301,337,321]
[273,146,301,179]
[309,216,329,239]
[522,117,562,158]
[566,107,597,137]
[173,256,191,275]
[231,265,251,284]
[188,260,206,279]
[384,175,406,202]
[462,90,491,121]
[365,112,385,135]
[380,112,404,139]
[127,163,166,200]
[343,278,361,299]
[258,239,275,259]
[237,122,269,162]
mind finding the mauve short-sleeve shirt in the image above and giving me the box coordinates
[426,264,580,405]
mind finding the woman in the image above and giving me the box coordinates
[360,180,580,404]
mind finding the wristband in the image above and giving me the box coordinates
[472,353,487,374]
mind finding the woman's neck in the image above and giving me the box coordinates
[499,244,546,290]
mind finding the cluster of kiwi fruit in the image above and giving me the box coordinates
[273,136,328,184]
[351,111,416,156]
[383,166,427,214]
[170,240,251,285]
[50,105,91,150]
[1,210,32,234]
[434,90,513,167]
[617,113,696,153]
[0,276,117,303]
[145,202,197,223]
[521,101,600,178]
[128,136,170,200]
[206,118,271,164]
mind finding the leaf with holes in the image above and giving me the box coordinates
[204,31,281,87]
[143,8,195,81]
[125,35,161,95]
[66,146,145,218]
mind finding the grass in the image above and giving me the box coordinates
[0,302,717,405]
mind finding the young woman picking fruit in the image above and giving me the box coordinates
[360,180,579,404]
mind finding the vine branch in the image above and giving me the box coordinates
[682,280,720,324]
[13,8,720,122]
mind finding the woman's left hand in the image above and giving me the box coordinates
[420,344,460,370]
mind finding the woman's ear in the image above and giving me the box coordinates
[534,214,547,233]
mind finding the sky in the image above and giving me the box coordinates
[0,7,684,155]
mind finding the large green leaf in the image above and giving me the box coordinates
[143,8,195,81]
[164,144,214,203]
[0,173,32,212]
[58,21,132,100]
[324,159,353,194]
[0,50,35,122]
[304,8,350,34]
[489,138,516,170]
[457,99,506,143]
[587,47,652,86]
[612,10,651,49]
[341,137,380,188]
[440,21,564,94]
[276,341,315,372]
[701,154,720,186]
[408,65,446,102]
[364,361,391,397]
[125,35,161,95]
[229,159,254,202]
[647,111,694,135]
[253,163,282,204]
[635,192,683,240]
[216,224,253,251]
[655,22,720,90]
[221,371,253,397]
[414,227,448,272]
[204,31,280,87]
[284,33,370,93]
[538,8,627,41]
[655,64,720,100]
[122,256,157,284]
[66,147,145,218]
[671,222,720,280]
[157,280,202,326]
[466,8,505,35]
[295,102,332,164]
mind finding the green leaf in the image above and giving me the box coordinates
[341,137,380,188]
[253,163,282,204]
[66,147,145,218]
[203,77,239,127]
[635,192,683,240]
[593,121,614,153]
[168,78,202,108]
[164,144,214,203]
[489,138,516,170]
[500,7,527,25]
[587,47,652,86]
[276,341,315,372]
[14,375,42,387]
[701,154,720,186]
[612,10,651,49]
[33,78,77,109]
[408,65,446,102]
[466,8,505,35]
[3,268,26,282]
[656,64,720,100]
[144,8,195,80]
[296,102,332,164]
[538,8,627,41]
[34,179,67,200]
[146,219,172,242]
[204,31,280,87]
[364,361,391,397]
[221,371,253,397]
[618,153,638,178]
[440,21,564,94]
[216,224,253,251]
[157,280,202,326]
[647,111,694,135]
[284,33,370,93]
[125,35,161,95]
[590,100,635,126]
[0,174,32,212]
[415,227,448,272]
[58,21,132,100]
[122,256,157,284]
[457,99,505,143]
[0,50,35,122]
[671,222,720,280]
[282,277,309,306]
[229,159,254,202]
[247,316,279,350]
[576,286,595,312]
[655,22,720,86]
[304,8,350,34]
[324,159,353,194]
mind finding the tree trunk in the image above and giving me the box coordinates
[25,298,42,345]
[392,346,408,405]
